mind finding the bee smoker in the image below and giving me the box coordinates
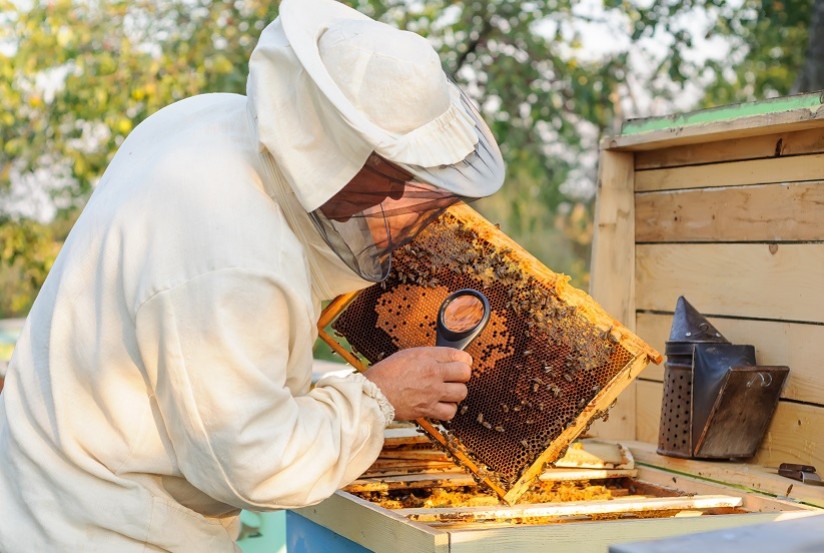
[657,297,789,460]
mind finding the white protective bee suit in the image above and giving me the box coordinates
[0,0,504,551]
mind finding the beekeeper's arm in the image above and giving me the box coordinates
[135,267,469,510]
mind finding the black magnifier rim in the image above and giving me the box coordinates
[436,289,490,347]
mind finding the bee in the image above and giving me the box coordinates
[476,412,484,424]
[494,425,505,433]
[460,404,469,415]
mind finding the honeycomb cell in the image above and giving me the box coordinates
[330,205,656,500]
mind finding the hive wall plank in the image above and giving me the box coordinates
[635,312,824,405]
[448,513,788,553]
[591,150,637,329]
[630,441,824,509]
[292,492,447,553]
[751,402,824,469]
[635,379,663,446]
[635,243,824,323]
[610,512,824,553]
[635,380,824,470]
[635,182,824,243]
[635,153,824,192]
[634,462,822,511]
[589,150,639,441]
[634,127,824,170]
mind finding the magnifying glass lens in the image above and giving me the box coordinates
[436,289,490,350]
[442,295,485,333]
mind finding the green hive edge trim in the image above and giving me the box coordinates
[621,90,824,136]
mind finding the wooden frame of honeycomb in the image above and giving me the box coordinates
[318,203,661,505]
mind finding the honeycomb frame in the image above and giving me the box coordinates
[318,203,661,505]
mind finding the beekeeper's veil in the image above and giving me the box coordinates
[248,0,505,282]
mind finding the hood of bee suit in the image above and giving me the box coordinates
[246,0,505,296]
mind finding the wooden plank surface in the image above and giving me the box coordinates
[538,468,638,481]
[345,472,476,493]
[291,492,448,553]
[634,127,824,170]
[630,441,824,509]
[635,379,664,446]
[752,401,824,469]
[634,463,816,513]
[448,512,792,553]
[635,312,824,405]
[399,495,743,523]
[589,149,638,441]
[635,243,824,323]
[609,511,824,553]
[605,95,824,152]
[384,426,433,447]
[634,380,824,473]
[635,153,824,192]
[591,149,637,325]
[299,450,817,553]
[635,182,824,243]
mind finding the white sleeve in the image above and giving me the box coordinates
[134,268,388,510]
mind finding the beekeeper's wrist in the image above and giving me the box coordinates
[358,374,395,426]
[314,370,396,426]
[359,374,396,426]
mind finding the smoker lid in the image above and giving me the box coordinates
[668,296,729,343]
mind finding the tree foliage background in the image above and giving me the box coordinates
[0,0,821,317]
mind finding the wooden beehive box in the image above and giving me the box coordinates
[288,92,824,552]
[290,428,815,553]
[589,90,824,509]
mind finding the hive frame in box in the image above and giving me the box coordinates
[291,461,814,553]
[317,203,661,505]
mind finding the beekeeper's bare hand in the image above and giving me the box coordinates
[364,347,472,421]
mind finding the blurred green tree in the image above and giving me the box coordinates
[0,0,820,317]
[618,0,817,106]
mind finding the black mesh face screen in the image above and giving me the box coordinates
[331,205,655,496]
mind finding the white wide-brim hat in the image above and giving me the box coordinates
[247,0,505,212]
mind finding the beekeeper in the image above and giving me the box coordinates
[0,0,505,551]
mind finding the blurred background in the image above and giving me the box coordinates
[1,0,822,331]
[1,2,822,550]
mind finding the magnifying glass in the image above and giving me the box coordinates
[436,289,490,350]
